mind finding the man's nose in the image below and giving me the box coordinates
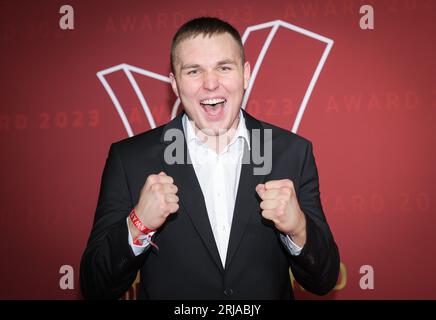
[202,71,220,91]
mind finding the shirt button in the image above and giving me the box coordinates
[224,288,234,296]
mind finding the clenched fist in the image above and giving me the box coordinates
[256,179,307,247]
[128,171,179,239]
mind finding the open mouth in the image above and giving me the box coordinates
[199,97,227,117]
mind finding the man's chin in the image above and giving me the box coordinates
[200,127,224,137]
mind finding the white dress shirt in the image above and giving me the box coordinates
[128,111,302,261]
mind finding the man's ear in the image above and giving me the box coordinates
[169,72,179,97]
[243,61,251,90]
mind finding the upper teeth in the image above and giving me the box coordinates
[200,98,226,105]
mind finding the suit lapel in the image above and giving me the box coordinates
[160,114,224,273]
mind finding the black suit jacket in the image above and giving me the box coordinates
[80,110,340,299]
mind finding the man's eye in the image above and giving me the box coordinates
[187,70,198,75]
[219,66,231,71]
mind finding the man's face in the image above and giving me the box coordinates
[170,33,250,136]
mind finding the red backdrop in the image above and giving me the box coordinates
[1,0,435,299]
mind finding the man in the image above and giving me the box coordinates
[80,17,340,299]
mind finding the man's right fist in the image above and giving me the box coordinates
[129,172,179,237]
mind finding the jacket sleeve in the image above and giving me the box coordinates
[80,143,149,299]
[288,141,340,295]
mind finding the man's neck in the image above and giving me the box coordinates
[194,118,239,154]
[201,128,238,154]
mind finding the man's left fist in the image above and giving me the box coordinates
[256,179,307,245]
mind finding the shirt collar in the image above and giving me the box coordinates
[182,109,251,151]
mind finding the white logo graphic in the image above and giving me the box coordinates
[97,20,333,137]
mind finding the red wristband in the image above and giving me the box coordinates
[129,209,155,235]
[129,209,158,250]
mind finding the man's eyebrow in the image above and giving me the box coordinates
[181,64,200,70]
[180,59,237,70]
[216,59,237,65]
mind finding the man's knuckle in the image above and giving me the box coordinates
[285,179,293,187]
[147,175,156,184]
[152,183,162,192]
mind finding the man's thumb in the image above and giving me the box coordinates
[158,171,167,176]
